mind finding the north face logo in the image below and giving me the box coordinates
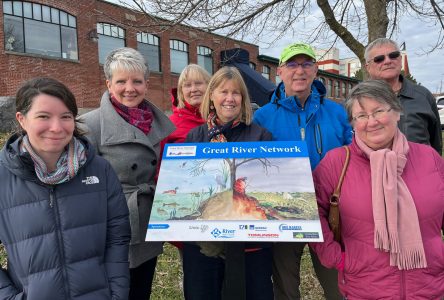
[82,176,100,185]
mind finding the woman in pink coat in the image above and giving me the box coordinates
[311,80,444,299]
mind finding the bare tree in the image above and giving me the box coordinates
[122,0,444,67]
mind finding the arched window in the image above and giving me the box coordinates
[170,39,188,74]
[97,23,125,64]
[3,1,78,60]
[197,46,213,74]
[262,65,270,80]
[249,62,256,70]
[137,32,160,72]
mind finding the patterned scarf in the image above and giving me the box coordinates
[110,95,153,135]
[207,112,240,142]
[21,135,87,185]
[355,129,427,270]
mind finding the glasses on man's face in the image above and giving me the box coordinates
[352,108,393,123]
[284,60,315,70]
[370,51,401,64]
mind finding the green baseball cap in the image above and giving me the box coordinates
[279,43,316,65]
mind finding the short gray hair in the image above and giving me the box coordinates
[344,80,402,122]
[364,38,400,62]
[104,47,149,80]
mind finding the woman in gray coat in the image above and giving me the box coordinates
[81,48,175,300]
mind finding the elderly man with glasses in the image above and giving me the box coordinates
[365,38,442,154]
[253,43,352,300]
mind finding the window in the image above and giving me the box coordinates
[335,81,340,98]
[249,62,256,70]
[328,79,333,97]
[97,23,125,64]
[137,32,160,72]
[342,82,346,97]
[197,46,213,74]
[3,1,78,60]
[170,39,188,74]
[262,65,270,80]
[275,75,282,85]
[318,77,326,86]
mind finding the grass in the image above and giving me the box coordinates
[1,131,443,299]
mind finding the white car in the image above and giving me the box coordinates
[437,96,444,129]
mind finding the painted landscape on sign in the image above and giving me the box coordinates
[152,157,318,221]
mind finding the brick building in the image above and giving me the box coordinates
[0,0,359,111]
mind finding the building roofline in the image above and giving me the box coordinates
[98,0,258,48]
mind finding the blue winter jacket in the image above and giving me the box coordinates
[0,134,131,300]
[253,80,352,169]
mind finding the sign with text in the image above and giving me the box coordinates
[146,141,323,242]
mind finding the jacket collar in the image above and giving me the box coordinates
[270,80,325,112]
[99,91,175,147]
[398,74,415,99]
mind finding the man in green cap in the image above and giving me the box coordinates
[254,43,352,299]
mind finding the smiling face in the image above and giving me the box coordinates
[211,79,242,124]
[16,93,75,167]
[365,44,402,82]
[106,69,148,107]
[277,54,318,101]
[351,97,400,150]
[182,76,208,107]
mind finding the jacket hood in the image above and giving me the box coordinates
[0,134,95,182]
[170,88,178,108]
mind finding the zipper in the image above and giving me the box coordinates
[314,123,323,157]
[49,187,70,299]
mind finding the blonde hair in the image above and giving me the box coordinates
[200,66,252,124]
[177,64,211,108]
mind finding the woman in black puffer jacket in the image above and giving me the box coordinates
[0,77,131,300]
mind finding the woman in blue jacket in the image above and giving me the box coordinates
[0,77,131,299]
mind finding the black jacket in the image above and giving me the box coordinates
[186,122,272,142]
[0,134,130,300]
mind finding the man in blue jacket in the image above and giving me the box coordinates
[254,43,352,300]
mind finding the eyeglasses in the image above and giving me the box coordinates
[283,60,315,70]
[352,108,393,123]
[369,51,401,64]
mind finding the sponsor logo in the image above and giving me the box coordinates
[166,146,197,157]
[248,233,279,238]
[279,224,302,232]
[82,176,99,185]
[293,232,319,239]
[238,225,267,231]
[211,228,235,238]
[148,224,170,229]
[200,225,209,233]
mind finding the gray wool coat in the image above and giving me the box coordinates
[81,91,175,268]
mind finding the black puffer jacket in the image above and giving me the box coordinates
[0,134,131,300]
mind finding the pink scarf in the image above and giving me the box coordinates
[355,129,427,270]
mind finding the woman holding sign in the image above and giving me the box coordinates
[311,80,444,298]
[184,66,273,300]
[81,48,175,300]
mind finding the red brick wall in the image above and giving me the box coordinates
[0,0,260,111]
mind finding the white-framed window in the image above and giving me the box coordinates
[262,65,270,80]
[249,62,256,70]
[97,23,125,64]
[3,1,78,60]
[170,39,188,74]
[275,75,282,85]
[137,32,160,72]
[328,79,334,97]
[197,46,213,74]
